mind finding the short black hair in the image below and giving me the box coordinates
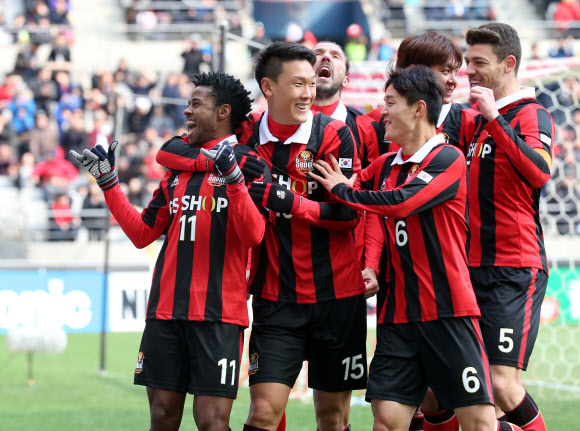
[254,41,316,95]
[191,71,253,131]
[466,23,522,74]
[385,66,444,126]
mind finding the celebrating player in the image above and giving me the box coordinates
[242,41,367,431]
[152,41,368,431]
[395,31,478,153]
[71,71,266,431]
[391,31,481,431]
[465,23,554,431]
[310,65,522,431]
[312,40,384,296]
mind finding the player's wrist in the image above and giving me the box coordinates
[289,195,301,215]
[97,171,118,190]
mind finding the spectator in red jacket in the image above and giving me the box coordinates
[553,0,580,35]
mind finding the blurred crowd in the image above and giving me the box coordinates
[121,0,245,41]
[0,0,579,240]
[537,74,580,235]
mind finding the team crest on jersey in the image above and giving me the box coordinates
[296,150,314,173]
[135,352,144,374]
[409,164,419,175]
[441,132,449,142]
[170,176,179,187]
[276,189,286,199]
[207,173,225,187]
[248,353,259,375]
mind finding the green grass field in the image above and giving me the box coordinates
[0,331,577,430]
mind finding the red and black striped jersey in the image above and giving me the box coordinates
[241,110,366,303]
[466,88,553,271]
[331,134,480,323]
[437,102,479,154]
[362,102,478,280]
[322,101,384,269]
[103,136,266,327]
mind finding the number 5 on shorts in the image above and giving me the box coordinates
[498,327,514,353]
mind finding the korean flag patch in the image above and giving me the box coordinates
[417,171,433,184]
[339,158,352,169]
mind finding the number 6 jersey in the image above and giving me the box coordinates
[330,134,480,324]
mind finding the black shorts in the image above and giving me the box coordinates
[366,317,493,410]
[134,319,244,398]
[248,294,368,392]
[470,266,548,370]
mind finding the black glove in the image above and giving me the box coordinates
[201,142,243,185]
[248,182,300,214]
[236,153,264,182]
[70,141,119,190]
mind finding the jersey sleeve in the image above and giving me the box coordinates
[330,145,466,219]
[226,181,266,247]
[458,107,479,155]
[103,176,171,248]
[156,135,208,171]
[356,115,381,167]
[363,212,383,273]
[359,156,386,272]
[485,105,553,189]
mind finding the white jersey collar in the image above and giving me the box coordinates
[259,109,313,145]
[437,103,452,129]
[220,134,238,145]
[495,87,536,110]
[329,100,348,123]
[391,133,447,165]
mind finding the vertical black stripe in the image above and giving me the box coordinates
[172,173,203,317]
[345,111,361,154]
[270,143,292,179]
[249,241,269,297]
[384,260,397,321]
[147,241,167,319]
[442,105,462,148]
[394,163,419,321]
[419,211,454,318]
[532,188,548,272]
[311,225,334,301]
[395,219,420,321]
[276,217,296,302]
[478,132,496,265]
[148,173,178,319]
[205,186,229,320]
[270,144,298,302]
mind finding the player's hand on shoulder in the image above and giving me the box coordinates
[311,154,357,191]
